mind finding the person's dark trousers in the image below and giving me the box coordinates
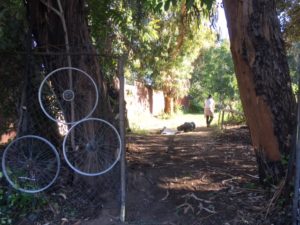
[206,116,213,127]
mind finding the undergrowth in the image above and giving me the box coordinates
[0,172,47,224]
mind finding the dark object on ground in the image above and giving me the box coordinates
[177,122,196,132]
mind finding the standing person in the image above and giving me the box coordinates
[204,94,215,127]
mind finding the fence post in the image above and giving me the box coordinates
[218,109,222,127]
[221,110,225,130]
[293,52,300,225]
[118,55,126,222]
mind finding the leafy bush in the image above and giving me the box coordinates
[187,99,203,113]
[0,172,47,224]
[223,113,246,125]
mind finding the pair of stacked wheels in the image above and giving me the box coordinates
[1,67,121,193]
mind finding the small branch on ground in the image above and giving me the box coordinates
[265,179,285,218]
[160,190,170,201]
[181,193,212,203]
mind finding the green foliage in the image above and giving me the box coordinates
[0,1,25,50]
[157,112,174,120]
[0,0,27,134]
[126,4,217,100]
[243,182,258,189]
[286,42,300,95]
[276,0,300,44]
[86,0,217,101]
[221,110,246,125]
[0,182,47,224]
[127,124,150,135]
[174,102,184,113]
[86,0,131,81]
[188,98,204,113]
[281,154,289,166]
[189,40,240,113]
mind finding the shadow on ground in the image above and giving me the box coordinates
[83,126,288,225]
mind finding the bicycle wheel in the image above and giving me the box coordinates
[38,67,99,125]
[2,135,60,193]
[63,118,121,176]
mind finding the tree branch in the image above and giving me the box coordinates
[39,0,60,16]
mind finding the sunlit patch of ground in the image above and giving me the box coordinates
[128,112,220,132]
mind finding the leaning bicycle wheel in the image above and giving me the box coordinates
[2,135,60,193]
[38,67,99,125]
[63,118,121,176]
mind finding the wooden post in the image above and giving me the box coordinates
[293,53,300,225]
[218,109,222,127]
[118,56,126,222]
[221,110,225,130]
[293,97,300,225]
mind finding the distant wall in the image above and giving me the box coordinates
[177,96,191,111]
[0,115,16,144]
[125,81,165,117]
[151,89,165,115]
[0,131,16,144]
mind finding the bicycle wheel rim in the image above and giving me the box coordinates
[63,118,121,176]
[38,67,99,125]
[2,135,60,193]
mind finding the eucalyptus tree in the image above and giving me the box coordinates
[223,0,296,184]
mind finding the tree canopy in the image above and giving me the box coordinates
[189,40,238,111]
[276,0,300,45]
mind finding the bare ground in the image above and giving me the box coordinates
[82,126,292,225]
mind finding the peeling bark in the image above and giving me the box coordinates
[223,0,296,184]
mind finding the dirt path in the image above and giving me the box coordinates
[83,126,276,225]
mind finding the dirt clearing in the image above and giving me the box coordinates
[83,125,290,225]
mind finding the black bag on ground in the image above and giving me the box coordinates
[177,122,196,132]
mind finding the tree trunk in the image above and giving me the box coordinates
[171,1,187,60]
[223,0,296,184]
[24,1,114,186]
[164,96,174,115]
[25,0,112,121]
[17,49,61,147]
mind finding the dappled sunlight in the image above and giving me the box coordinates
[128,113,220,132]
[158,173,231,192]
[124,125,262,224]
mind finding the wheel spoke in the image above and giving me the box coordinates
[2,135,60,193]
[63,118,121,176]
